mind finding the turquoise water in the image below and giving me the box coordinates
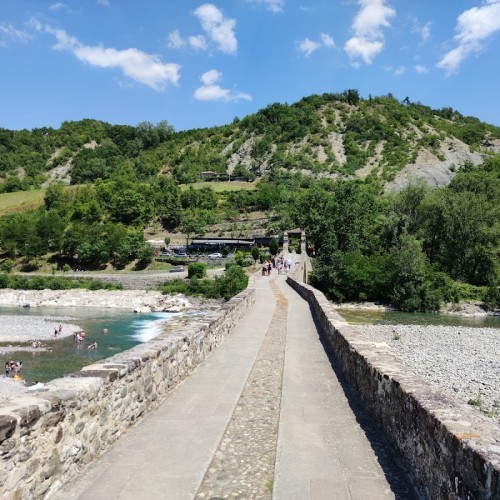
[1,306,178,385]
[336,308,500,328]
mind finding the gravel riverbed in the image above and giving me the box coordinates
[355,324,500,420]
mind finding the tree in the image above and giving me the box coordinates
[387,235,434,311]
[251,246,260,262]
[269,238,279,256]
[180,212,205,246]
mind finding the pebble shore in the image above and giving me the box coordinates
[355,324,500,420]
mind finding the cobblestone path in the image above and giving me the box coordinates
[195,278,287,499]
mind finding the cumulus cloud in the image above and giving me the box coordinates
[188,35,207,51]
[412,19,431,42]
[194,4,237,54]
[321,33,335,47]
[34,22,180,90]
[414,64,429,74]
[297,33,335,57]
[0,23,32,46]
[437,0,500,74]
[194,69,251,102]
[245,0,286,13]
[297,38,321,57]
[344,0,395,64]
[168,30,185,49]
[50,3,68,11]
[97,0,110,6]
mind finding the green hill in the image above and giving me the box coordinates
[1,90,499,193]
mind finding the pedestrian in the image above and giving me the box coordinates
[4,362,10,377]
[58,324,62,334]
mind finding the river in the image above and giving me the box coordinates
[0,306,179,385]
[336,308,500,328]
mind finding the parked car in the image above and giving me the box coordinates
[169,266,185,273]
[175,252,189,257]
[208,253,223,259]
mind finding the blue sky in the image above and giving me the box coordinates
[1,0,500,132]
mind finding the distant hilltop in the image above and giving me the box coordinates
[1,90,499,193]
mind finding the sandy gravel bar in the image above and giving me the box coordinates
[355,324,500,420]
[0,315,83,344]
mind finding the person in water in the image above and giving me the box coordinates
[87,341,98,350]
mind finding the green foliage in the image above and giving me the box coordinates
[0,259,14,273]
[188,262,207,279]
[251,245,260,261]
[269,238,279,256]
[0,274,122,291]
[162,264,248,300]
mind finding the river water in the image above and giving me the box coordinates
[3,305,499,386]
[336,308,500,328]
[0,306,179,385]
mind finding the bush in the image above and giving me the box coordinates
[0,259,14,274]
[188,262,207,279]
[161,265,248,300]
[213,265,248,300]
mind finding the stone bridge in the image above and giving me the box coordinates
[0,233,499,499]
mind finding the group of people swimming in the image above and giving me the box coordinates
[4,360,23,379]
[262,255,292,276]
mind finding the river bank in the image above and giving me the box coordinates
[0,288,192,313]
[336,300,499,317]
[356,324,500,421]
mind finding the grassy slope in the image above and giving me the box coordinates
[0,189,46,216]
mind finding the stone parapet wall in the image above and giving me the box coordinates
[287,277,500,500]
[0,287,255,499]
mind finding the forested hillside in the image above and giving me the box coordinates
[1,90,499,192]
[0,90,499,311]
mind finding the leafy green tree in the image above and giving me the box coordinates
[188,262,207,279]
[269,238,279,256]
[387,235,435,311]
[180,211,206,245]
[251,246,260,262]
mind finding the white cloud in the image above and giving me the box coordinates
[437,0,500,74]
[0,23,32,45]
[321,33,335,48]
[414,64,429,74]
[194,70,251,102]
[35,23,180,90]
[394,65,405,75]
[194,4,237,54]
[297,33,335,57]
[201,69,221,85]
[97,0,110,6]
[168,30,185,49]
[344,0,395,64]
[246,0,285,13]
[412,19,431,42]
[297,38,321,57]
[345,36,384,64]
[50,3,68,11]
[188,35,207,51]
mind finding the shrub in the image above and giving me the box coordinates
[213,265,248,300]
[188,262,207,279]
[0,259,14,274]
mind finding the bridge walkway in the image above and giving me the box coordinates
[54,271,416,499]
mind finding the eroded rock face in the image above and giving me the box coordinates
[0,287,255,500]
